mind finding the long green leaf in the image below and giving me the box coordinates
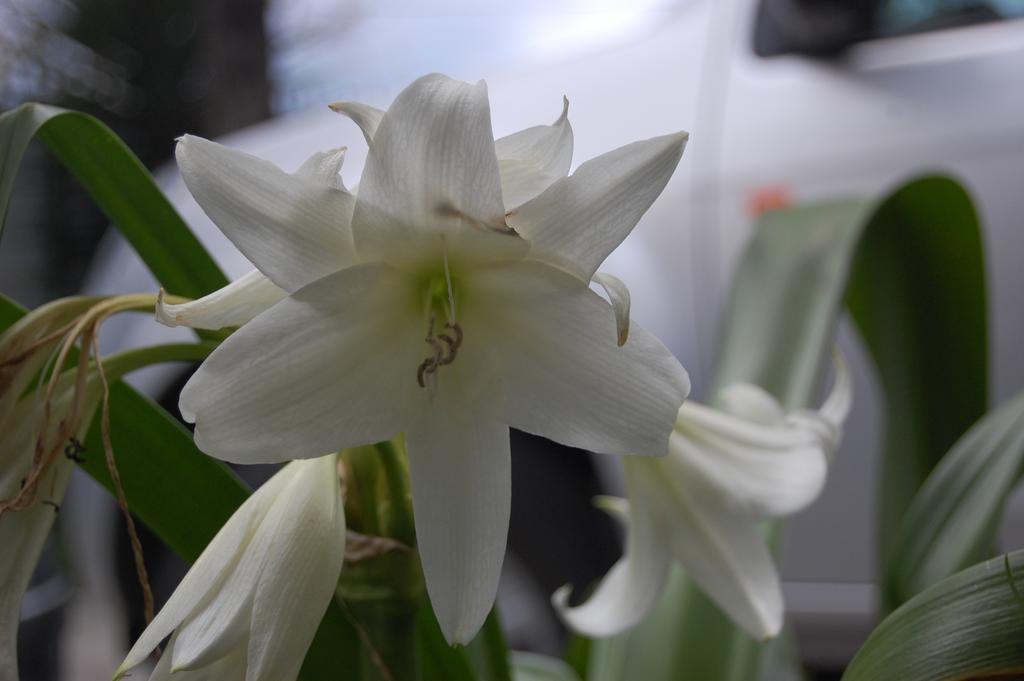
[464,610,514,681]
[842,551,1024,681]
[584,176,986,680]
[0,103,228,299]
[886,391,1024,605]
[418,604,477,681]
[846,177,988,578]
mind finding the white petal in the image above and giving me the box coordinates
[176,135,356,292]
[179,263,422,464]
[155,270,286,330]
[172,571,254,671]
[716,383,787,425]
[508,132,687,282]
[163,459,342,680]
[638,458,784,640]
[667,422,827,518]
[352,74,526,268]
[494,96,572,209]
[405,407,510,645]
[329,101,385,146]
[246,455,345,681]
[295,147,348,191]
[150,635,246,681]
[118,466,292,676]
[591,271,631,347]
[461,260,689,457]
[818,351,853,432]
[553,465,671,637]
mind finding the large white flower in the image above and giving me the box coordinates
[554,362,851,640]
[116,455,345,681]
[158,74,690,643]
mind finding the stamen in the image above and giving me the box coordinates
[415,248,466,390]
[441,236,456,323]
[416,358,435,389]
[436,322,463,366]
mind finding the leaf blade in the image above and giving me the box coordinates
[0,103,227,299]
[842,550,1024,681]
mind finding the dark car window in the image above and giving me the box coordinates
[754,0,1024,57]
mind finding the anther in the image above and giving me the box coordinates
[417,358,436,388]
[436,322,463,366]
[64,437,86,463]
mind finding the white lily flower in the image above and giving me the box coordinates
[115,455,345,681]
[554,361,851,641]
[158,73,690,643]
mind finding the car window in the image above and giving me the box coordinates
[753,0,1024,57]
[878,0,1024,36]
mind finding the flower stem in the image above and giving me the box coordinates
[374,439,415,544]
[100,341,219,380]
[346,597,419,681]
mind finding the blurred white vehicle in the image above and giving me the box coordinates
[82,0,1024,668]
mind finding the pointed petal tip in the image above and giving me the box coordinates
[559,95,569,121]
[436,612,485,647]
[175,133,202,152]
[551,583,573,609]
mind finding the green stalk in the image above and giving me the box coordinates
[341,441,422,681]
[100,341,219,380]
[375,439,415,544]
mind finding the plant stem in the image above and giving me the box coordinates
[374,439,415,544]
[100,341,219,380]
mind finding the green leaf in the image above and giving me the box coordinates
[583,176,985,680]
[0,103,228,299]
[465,610,515,681]
[842,551,1024,681]
[846,176,988,578]
[712,200,873,408]
[512,652,582,681]
[418,604,477,681]
[886,391,1024,605]
[80,381,250,559]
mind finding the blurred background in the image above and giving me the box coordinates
[3,0,1024,679]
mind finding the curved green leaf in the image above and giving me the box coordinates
[0,103,228,299]
[843,550,1024,681]
[846,177,988,579]
[887,391,1024,604]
